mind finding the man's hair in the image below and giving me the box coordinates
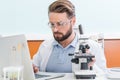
[48,0,75,19]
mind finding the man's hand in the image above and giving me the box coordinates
[88,58,96,68]
[86,49,96,69]
[33,64,39,73]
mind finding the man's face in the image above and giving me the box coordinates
[48,12,75,42]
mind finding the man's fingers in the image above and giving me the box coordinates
[88,58,96,67]
[33,64,39,73]
[34,67,39,73]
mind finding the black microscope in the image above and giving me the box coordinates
[69,25,96,79]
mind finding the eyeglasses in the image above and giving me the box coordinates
[48,20,71,28]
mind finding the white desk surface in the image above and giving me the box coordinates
[0,72,114,80]
[39,72,111,80]
[52,74,109,80]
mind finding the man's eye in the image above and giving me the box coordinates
[58,22,64,26]
[51,23,55,26]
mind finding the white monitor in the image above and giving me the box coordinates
[0,34,35,80]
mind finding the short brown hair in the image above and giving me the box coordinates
[48,0,75,19]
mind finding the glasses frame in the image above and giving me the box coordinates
[48,20,71,29]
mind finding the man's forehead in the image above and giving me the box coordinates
[49,12,68,18]
[49,12,69,22]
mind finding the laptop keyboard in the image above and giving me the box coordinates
[35,73,50,79]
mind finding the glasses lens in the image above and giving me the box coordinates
[48,20,71,28]
[48,22,53,28]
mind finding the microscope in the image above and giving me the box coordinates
[69,25,96,79]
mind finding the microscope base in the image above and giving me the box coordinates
[74,70,96,79]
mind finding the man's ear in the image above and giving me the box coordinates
[71,16,76,27]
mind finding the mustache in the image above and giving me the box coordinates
[53,32,62,34]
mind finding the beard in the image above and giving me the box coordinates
[53,26,72,42]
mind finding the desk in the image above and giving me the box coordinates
[0,72,112,80]
[39,72,110,80]
[51,73,109,80]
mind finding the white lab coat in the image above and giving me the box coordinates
[32,35,107,73]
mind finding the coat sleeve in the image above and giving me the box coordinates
[32,42,43,68]
[32,39,54,71]
[88,40,107,72]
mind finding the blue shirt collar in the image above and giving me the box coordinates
[52,33,79,48]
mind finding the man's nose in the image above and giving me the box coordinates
[52,26,59,32]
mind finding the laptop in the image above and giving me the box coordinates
[0,34,65,80]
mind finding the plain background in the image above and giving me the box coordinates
[0,0,120,36]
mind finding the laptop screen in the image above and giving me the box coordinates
[0,35,35,80]
[0,34,66,80]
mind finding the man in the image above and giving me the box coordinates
[32,0,106,73]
